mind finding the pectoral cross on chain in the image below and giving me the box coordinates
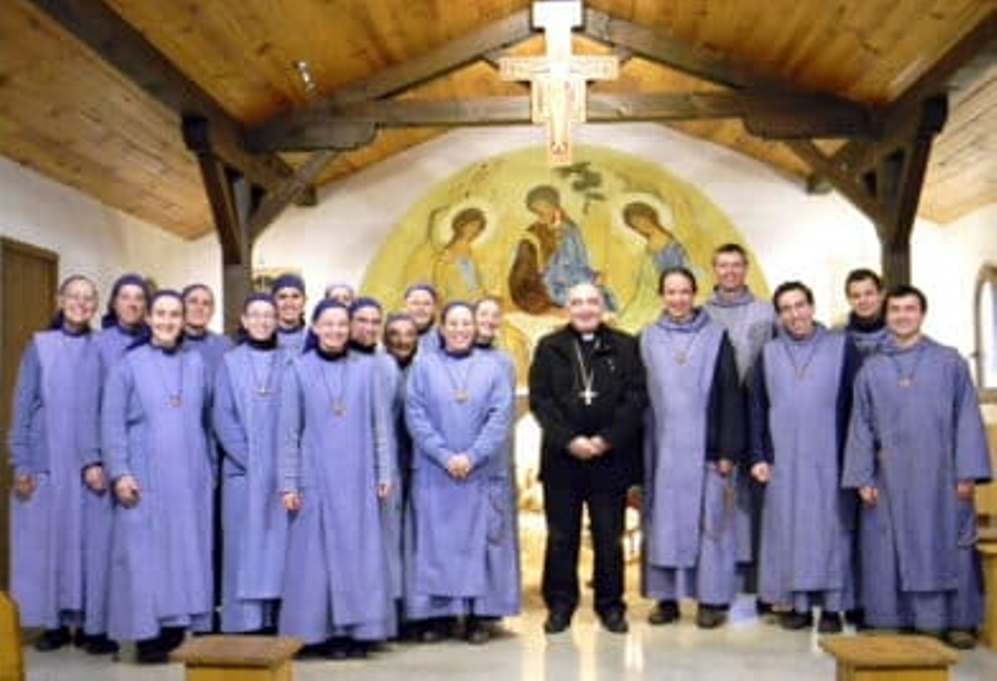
[580,386,598,406]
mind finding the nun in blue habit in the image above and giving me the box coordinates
[271,274,308,353]
[404,283,441,355]
[403,301,516,645]
[348,297,407,628]
[181,283,234,378]
[471,297,522,621]
[102,290,214,663]
[84,273,150,654]
[212,293,289,633]
[640,268,745,630]
[8,275,102,652]
[277,299,395,659]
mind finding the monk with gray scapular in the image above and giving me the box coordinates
[843,285,992,649]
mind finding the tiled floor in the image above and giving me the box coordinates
[19,597,997,681]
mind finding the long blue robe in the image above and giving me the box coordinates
[750,327,860,612]
[277,350,395,643]
[212,344,290,632]
[704,289,774,568]
[276,326,306,354]
[85,324,140,635]
[102,344,214,641]
[839,314,887,615]
[8,329,100,629]
[472,344,522,617]
[374,350,405,611]
[403,348,516,619]
[843,336,992,631]
[640,310,745,606]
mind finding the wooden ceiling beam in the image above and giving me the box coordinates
[247,91,877,151]
[821,11,997,186]
[582,8,776,90]
[786,95,948,287]
[27,0,315,206]
[250,9,535,152]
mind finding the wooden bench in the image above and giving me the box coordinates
[980,542,997,650]
[170,635,303,681]
[820,635,958,681]
[0,592,25,681]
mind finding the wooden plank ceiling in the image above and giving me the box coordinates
[0,0,994,240]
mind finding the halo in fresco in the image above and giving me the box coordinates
[362,144,767,385]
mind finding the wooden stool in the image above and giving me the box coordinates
[0,592,25,681]
[980,542,997,650]
[820,635,957,681]
[170,635,303,681]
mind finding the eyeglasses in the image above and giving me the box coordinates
[244,312,277,321]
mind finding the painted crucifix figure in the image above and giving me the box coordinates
[500,1,618,166]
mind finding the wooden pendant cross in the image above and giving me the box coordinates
[500,1,619,166]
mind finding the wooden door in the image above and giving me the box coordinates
[0,238,58,590]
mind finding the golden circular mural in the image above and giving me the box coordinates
[362,144,768,384]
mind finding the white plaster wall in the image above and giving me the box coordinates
[0,157,222,329]
[914,203,997,358]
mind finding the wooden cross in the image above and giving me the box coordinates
[500,1,619,166]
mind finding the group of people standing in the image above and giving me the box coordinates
[529,245,991,651]
[7,241,992,665]
[9,274,518,663]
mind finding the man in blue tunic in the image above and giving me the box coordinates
[703,243,774,609]
[842,269,888,358]
[843,285,992,649]
[642,268,745,629]
[749,281,860,633]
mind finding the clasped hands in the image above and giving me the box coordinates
[567,436,611,461]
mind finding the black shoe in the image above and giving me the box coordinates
[599,609,629,634]
[466,618,491,645]
[160,627,186,652]
[346,640,371,658]
[543,610,571,634]
[73,628,87,648]
[818,612,843,634]
[417,618,451,643]
[84,634,120,655]
[780,611,814,631]
[136,637,169,665]
[648,600,679,626]
[325,637,351,660]
[844,609,864,626]
[944,630,977,650]
[34,627,70,652]
[295,642,327,659]
[696,605,728,630]
[756,600,773,616]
